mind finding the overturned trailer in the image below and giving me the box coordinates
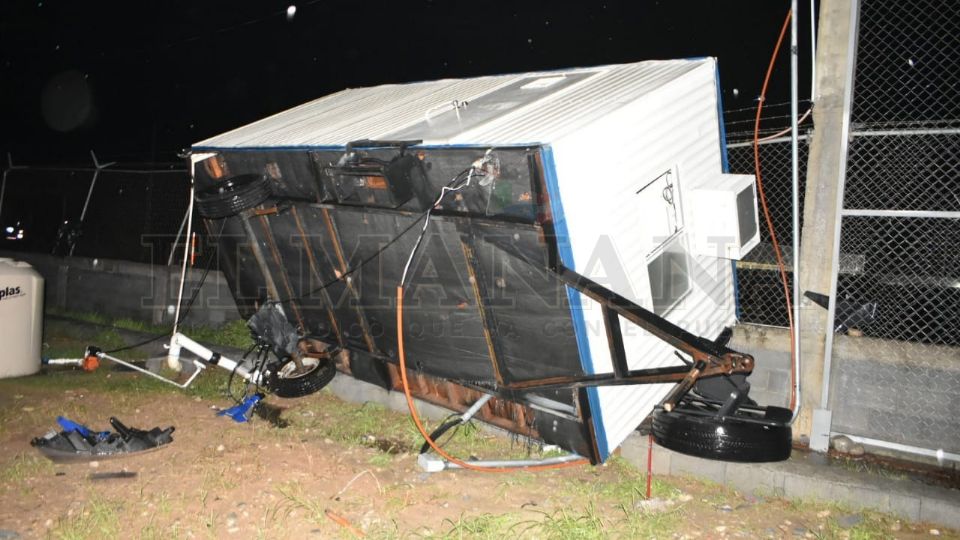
[188,58,791,464]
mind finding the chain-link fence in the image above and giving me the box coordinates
[723,128,808,328]
[827,0,960,454]
[0,164,190,265]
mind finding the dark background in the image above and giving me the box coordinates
[1,1,813,164]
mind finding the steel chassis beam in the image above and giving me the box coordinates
[501,267,754,411]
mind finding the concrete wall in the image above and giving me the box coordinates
[729,324,793,410]
[0,250,240,327]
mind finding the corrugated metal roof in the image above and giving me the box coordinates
[193,59,710,149]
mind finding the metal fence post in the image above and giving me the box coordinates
[795,0,859,448]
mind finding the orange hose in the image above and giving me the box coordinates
[324,509,365,538]
[396,286,590,473]
[754,9,797,412]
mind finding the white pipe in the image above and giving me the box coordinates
[842,209,960,219]
[97,351,206,389]
[851,127,960,136]
[442,454,584,469]
[169,332,262,383]
[727,133,810,148]
[790,0,802,423]
[168,182,195,370]
[810,0,818,102]
[44,358,85,366]
[418,451,584,472]
[832,432,960,465]
[167,207,190,266]
[461,393,494,422]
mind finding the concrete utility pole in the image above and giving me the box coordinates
[796,0,859,447]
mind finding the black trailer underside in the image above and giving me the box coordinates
[193,145,602,460]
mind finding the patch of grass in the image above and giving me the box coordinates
[0,452,55,485]
[138,520,182,540]
[47,308,254,351]
[368,453,393,467]
[51,497,121,540]
[778,496,904,540]
[833,455,907,481]
[439,512,517,539]
[562,456,679,507]
[292,392,422,452]
[274,481,325,524]
[184,319,254,350]
[528,505,608,539]
[183,368,234,401]
[618,503,685,538]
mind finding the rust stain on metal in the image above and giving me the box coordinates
[257,214,305,329]
[384,363,540,439]
[290,206,344,347]
[458,240,505,385]
[321,208,379,354]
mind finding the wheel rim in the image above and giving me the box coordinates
[277,357,320,380]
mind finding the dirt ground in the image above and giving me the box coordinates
[0,364,957,539]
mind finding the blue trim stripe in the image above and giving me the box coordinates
[714,62,731,175]
[191,142,543,153]
[539,146,610,461]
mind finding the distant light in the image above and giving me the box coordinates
[908,58,915,67]
[4,226,13,234]
[286,5,297,20]
[732,88,740,98]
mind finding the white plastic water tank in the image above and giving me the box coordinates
[0,258,44,378]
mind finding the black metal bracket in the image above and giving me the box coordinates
[344,139,422,156]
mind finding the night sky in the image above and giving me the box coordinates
[1,1,814,165]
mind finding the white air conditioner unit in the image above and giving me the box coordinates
[686,174,760,260]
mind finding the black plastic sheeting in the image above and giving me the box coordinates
[193,146,598,461]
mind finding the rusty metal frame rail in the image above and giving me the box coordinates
[502,267,754,410]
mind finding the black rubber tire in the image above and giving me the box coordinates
[652,405,792,462]
[195,174,272,218]
[265,356,336,398]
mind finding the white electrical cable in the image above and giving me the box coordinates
[400,164,482,286]
[168,181,195,370]
[810,0,818,103]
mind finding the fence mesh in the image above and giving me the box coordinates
[724,133,808,328]
[828,0,960,454]
[0,166,190,265]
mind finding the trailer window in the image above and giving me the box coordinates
[647,237,691,316]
